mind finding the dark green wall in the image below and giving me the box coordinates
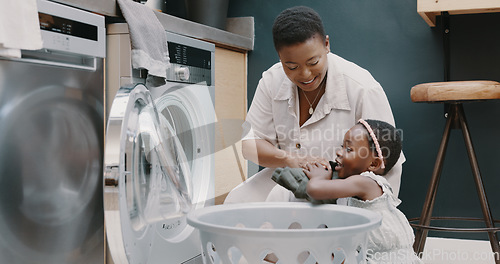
[228,0,500,240]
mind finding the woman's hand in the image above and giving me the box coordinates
[242,139,331,169]
[286,155,330,170]
[303,162,332,180]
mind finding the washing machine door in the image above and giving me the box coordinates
[154,83,215,209]
[104,84,193,264]
[0,84,104,263]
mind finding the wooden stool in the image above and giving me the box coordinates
[410,80,500,261]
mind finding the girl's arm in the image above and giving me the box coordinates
[304,163,382,201]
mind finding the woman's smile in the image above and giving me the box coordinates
[300,76,319,89]
[277,33,330,92]
[302,77,316,85]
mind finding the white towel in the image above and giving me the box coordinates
[117,0,170,79]
[0,0,43,58]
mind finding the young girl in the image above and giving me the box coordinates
[303,119,422,263]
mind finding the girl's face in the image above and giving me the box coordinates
[335,125,376,179]
[277,34,330,92]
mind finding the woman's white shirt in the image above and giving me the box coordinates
[242,52,404,196]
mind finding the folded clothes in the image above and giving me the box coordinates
[271,163,337,204]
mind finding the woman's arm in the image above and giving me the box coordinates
[242,139,330,169]
[242,138,293,168]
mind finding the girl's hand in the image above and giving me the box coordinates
[303,162,332,180]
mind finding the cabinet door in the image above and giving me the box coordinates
[214,47,248,204]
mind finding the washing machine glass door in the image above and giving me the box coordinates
[154,83,215,210]
[104,84,192,264]
[0,84,103,263]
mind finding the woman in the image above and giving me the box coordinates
[225,6,403,203]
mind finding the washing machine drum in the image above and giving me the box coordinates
[0,85,103,263]
[104,84,197,264]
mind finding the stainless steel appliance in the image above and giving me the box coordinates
[105,24,215,264]
[0,1,105,263]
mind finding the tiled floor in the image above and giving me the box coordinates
[421,237,499,264]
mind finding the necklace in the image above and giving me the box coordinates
[301,86,322,115]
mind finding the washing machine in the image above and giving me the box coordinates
[0,1,105,263]
[105,24,215,264]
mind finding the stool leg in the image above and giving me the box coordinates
[457,105,500,262]
[413,106,456,254]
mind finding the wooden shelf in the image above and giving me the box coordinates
[418,0,500,27]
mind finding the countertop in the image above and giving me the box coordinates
[51,0,254,51]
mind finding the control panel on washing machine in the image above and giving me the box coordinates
[36,0,105,58]
[39,13,98,41]
[165,31,214,86]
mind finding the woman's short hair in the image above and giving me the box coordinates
[272,6,326,51]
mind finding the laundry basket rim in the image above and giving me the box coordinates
[186,202,382,238]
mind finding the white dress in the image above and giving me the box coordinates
[338,171,423,264]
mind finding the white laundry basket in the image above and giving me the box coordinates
[187,202,382,264]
